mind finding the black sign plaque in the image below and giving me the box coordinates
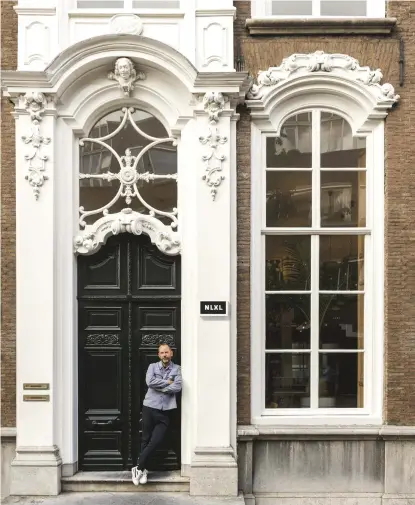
[200,301,228,316]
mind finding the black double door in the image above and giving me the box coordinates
[78,233,181,471]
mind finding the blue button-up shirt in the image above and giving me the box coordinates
[143,361,182,411]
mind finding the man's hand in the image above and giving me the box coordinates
[167,377,174,385]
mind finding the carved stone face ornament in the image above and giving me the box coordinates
[108,57,146,96]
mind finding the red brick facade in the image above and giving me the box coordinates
[1,0,17,428]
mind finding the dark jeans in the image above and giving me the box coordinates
[137,406,172,470]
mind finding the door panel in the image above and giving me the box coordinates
[78,234,181,471]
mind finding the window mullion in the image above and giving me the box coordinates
[310,110,320,410]
[125,0,133,9]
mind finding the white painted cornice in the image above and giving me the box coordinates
[195,8,236,17]
[2,34,249,100]
[14,6,56,15]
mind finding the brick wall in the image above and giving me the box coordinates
[1,0,17,428]
[235,1,415,425]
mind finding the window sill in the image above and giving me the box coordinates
[238,424,415,440]
[245,17,397,36]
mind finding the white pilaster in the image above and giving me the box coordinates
[189,92,238,496]
[11,92,61,496]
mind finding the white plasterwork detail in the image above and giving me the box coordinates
[200,92,227,201]
[78,107,178,230]
[109,14,143,36]
[202,22,227,68]
[21,92,50,200]
[24,21,49,67]
[108,57,146,97]
[247,50,400,105]
[74,209,181,256]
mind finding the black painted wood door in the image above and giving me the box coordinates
[78,233,181,471]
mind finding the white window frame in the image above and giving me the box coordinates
[251,108,385,426]
[251,0,385,18]
[73,0,181,11]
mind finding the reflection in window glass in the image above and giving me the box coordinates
[266,171,312,227]
[77,0,124,7]
[321,112,366,168]
[271,0,312,15]
[267,112,312,168]
[319,353,364,408]
[321,0,366,16]
[266,353,310,408]
[319,294,364,349]
[321,171,366,227]
[266,236,311,290]
[266,295,311,349]
[320,235,364,290]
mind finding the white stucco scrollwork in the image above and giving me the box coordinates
[23,91,47,121]
[203,91,226,124]
[21,92,51,200]
[199,91,228,201]
[109,14,143,36]
[108,57,146,96]
[74,208,181,256]
[247,50,400,106]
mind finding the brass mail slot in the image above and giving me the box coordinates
[23,395,50,402]
[23,383,50,390]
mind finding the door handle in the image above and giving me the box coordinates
[92,420,113,426]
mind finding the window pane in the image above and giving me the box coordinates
[320,235,364,290]
[133,0,180,7]
[321,113,366,168]
[321,171,366,227]
[320,294,364,349]
[266,295,311,349]
[266,353,310,408]
[319,353,364,408]
[321,0,367,16]
[267,113,312,168]
[266,172,312,227]
[271,0,312,15]
[77,0,124,7]
[266,236,311,290]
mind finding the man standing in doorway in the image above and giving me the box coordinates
[132,343,182,485]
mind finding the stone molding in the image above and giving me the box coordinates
[238,425,415,440]
[246,17,397,35]
[247,51,399,105]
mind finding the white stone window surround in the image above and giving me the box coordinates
[247,52,398,426]
[251,0,385,18]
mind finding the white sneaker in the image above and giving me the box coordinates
[139,469,148,485]
[131,466,142,486]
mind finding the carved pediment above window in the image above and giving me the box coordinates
[247,51,400,107]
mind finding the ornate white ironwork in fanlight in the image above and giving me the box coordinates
[74,106,180,256]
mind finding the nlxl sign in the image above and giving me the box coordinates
[200,301,228,316]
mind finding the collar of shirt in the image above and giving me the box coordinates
[158,360,173,372]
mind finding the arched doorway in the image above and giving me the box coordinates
[77,233,181,471]
[76,98,181,471]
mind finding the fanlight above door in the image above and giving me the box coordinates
[74,107,180,256]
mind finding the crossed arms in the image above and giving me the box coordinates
[146,364,182,394]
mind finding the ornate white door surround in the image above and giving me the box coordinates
[2,34,250,496]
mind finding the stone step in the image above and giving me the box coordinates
[61,470,190,493]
